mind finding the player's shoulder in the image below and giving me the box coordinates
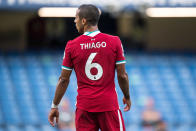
[100,33,120,40]
[99,33,121,46]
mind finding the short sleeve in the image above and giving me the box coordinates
[62,41,73,70]
[115,37,126,64]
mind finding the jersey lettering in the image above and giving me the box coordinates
[80,42,106,49]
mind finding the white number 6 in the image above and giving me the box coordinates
[85,53,103,80]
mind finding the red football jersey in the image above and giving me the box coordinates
[62,30,126,112]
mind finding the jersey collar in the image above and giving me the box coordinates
[83,30,100,37]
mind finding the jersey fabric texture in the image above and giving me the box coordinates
[62,30,126,112]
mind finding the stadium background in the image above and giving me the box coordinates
[0,0,196,131]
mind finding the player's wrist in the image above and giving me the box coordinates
[51,101,58,108]
[124,95,130,100]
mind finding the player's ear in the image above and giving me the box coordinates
[82,18,87,25]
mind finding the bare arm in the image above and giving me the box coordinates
[53,69,72,105]
[116,64,131,111]
[48,69,72,127]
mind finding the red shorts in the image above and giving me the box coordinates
[75,108,126,131]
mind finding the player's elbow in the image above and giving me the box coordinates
[117,72,128,81]
[59,76,70,84]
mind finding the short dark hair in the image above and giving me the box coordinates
[78,4,100,26]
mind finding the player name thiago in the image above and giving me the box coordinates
[80,41,106,49]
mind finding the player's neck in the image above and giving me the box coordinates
[84,25,98,33]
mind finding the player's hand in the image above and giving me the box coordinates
[123,97,131,112]
[48,108,59,127]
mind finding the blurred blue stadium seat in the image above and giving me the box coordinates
[0,109,3,125]
[0,127,5,131]
[41,125,58,131]
[25,125,40,131]
[127,124,141,131]
[7,125,24,131]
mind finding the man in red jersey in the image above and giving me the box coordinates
[48,4,131,131]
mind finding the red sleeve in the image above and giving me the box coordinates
[115,37,126,64]
[62,41,73,70]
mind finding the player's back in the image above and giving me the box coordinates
[62,31,126,112]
